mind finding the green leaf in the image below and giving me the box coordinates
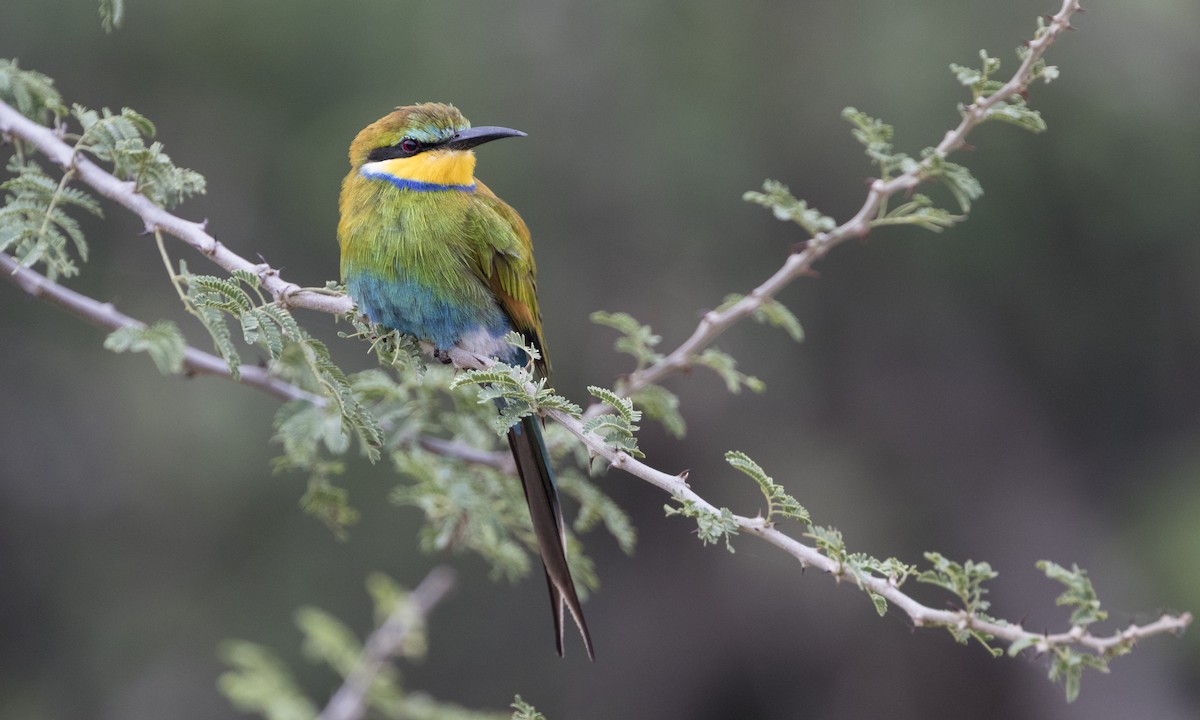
[556,470,637,555]
[725,450,808,525]
[299,477,359,539]
[872,194,964,233]
[919,152,983,213]
[1,158,101,281]
[590,311,663,369]
[217,641,317,720]
[984,97,1047,133]
[693,348,764,394]
[1038,560,1108,627]
[665,497,739,552]
[1006,634,1040,658]
[73,105,205,209]
[98,0,125,32]
[630,383,686,438]
[0,59,66,123]
[743,180,835,237]
[103,321,187,375]
[583,386,643,458]
[511,696,547,720]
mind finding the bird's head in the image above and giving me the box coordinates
[348,103,525,189]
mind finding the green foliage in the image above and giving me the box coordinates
[218,641,318,720]
[103,321,187,375]
[0,59,66,124]
[950,49,1052,133]
[743,180,836,237]
[844,554,918,617]
[629,384,686,438]
[98,0,125,32]
[510,697,546,720]
[170,263,383,463]
[1038,560,1108,627]
[1,158,101,280]
[391,446,538,583]
[219,575,508,720]
[718,293,804,343]
[590,310,663,370]
[590,311,690,437]
[451,362,581,437]
[693,348,764,394]
[1047,646,1111,704]
[871,194,963,233]
[72,105,206,208]
[724,451,808,525]
[556,469,637,555]
[665,496,739,552]
[918,552,1002,653]
[842,108,915,179]
[1,62,203,285]
[917,151,983,214]
[582,386,643,458]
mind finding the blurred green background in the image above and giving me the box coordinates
[2,1,1199,718]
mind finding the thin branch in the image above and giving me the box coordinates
[0,251,513,469]
[0,250,320,404]
[0,101,353,317]
[601,0,1084,411]
[317,566,456,720]
[543,406,1193,661]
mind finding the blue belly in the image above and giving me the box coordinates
[346,273,519,363]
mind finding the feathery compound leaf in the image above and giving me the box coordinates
[694,348,765,394]
[511,697,547,720]
[72,105,205,209]
[725,451,809,524]
[919,152,983,213]
[630,383,686,438]
[664,496,739,552]
[1,159,101,281]
[743,180,835,237]
[216,641,317,720]
[872,193,964,233]
[590,310,663,369]
[0,59,66,123]
[98,0,125,32]
[555,470,637,554]
[722,293,805,342]
[588,385,639,424]
[983,97,1047,133]
[103,321,187,375]
[1038,561,1108,627]
[918,553,1005,652]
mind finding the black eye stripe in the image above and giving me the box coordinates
[366,137,431,163]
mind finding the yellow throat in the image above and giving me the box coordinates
[361,148,476,188]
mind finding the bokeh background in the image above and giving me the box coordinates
[2,1,1199,718]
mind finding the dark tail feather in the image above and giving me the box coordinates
[507,413,594,660]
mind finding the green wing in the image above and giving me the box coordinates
[466,180,548,375]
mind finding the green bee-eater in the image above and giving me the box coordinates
[338,103,593,659]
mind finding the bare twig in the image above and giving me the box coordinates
[317,566,456,720]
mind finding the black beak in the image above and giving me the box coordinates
[441,125,527,151]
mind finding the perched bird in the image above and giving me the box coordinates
[338,103,593,659]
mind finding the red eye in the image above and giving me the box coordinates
[399,138,420,154]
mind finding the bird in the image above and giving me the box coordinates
[337,103,593,659]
